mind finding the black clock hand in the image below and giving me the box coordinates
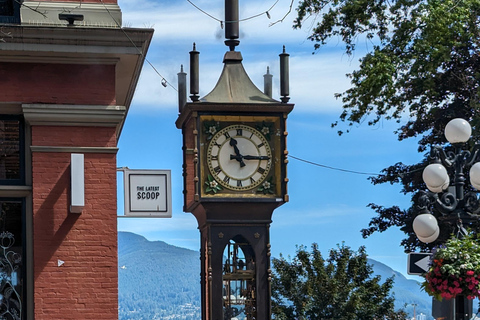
[243,155,271,160]
[229,138,246,167]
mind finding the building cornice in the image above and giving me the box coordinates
[22,104,126,127]
[2,26,153,138]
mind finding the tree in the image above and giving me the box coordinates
[271,243,407,320]
[294,0,480,251]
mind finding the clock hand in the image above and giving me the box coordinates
[229,138,246,167]
[243,155,271,160]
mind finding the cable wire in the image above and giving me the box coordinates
[289,155,380,176]
[186,0,280,25]
[289,155,425,177]
[100,0,178,92]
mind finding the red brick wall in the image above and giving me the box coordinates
[32,126,118,319]
[32,126,117,148]
[0,63,116,105]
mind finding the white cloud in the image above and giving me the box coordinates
[131,46,358,114]
[121,0,362,114]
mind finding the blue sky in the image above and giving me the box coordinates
[116,0,425,277]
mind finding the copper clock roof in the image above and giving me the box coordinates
[200,51,279,104]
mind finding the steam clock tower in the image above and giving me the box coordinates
[176,1,293,319]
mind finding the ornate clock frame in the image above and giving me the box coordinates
[177,104,293,211]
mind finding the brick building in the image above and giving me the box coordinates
[0,0,153,318]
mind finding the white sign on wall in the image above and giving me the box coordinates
[122,169,172,218]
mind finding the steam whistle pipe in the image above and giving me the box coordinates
[279,45,290,103]
[189,43,199,102]
[225,0,240,50]
[264,66,273,98]
[177,64,187,113]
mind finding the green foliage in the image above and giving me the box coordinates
[295,0,480,251]
[271,243,407,319]
[295,0,480,137]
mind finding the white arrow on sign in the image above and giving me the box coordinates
[415,255,430,272]
[408,252,432,275]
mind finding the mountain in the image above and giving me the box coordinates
[118,232,201,320]
[368,258,432,319]
[118,232,432,319]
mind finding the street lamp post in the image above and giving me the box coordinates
[412,118,480,320]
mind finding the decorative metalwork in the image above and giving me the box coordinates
[0,231,21,319]
[205,175,222,194]
[415,143,480,237]
[222,240,256,320]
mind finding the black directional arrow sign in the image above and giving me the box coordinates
[407,253,432,275]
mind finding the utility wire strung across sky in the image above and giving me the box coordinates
[99,0,294,92]
[101,0,420,179]
[186,0,281,25]
[289,155,425,177]
[100,0,178,91]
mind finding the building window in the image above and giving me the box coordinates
[0,0,20,24]
[0,116,24,185]
[0,199,24,319]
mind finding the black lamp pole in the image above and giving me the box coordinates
[413,119,480,320]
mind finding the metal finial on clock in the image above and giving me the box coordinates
[177,65,187,113]
[189,43,199,102]
[263,66,273,98]
[279,45,290,103]
[225,0,240,51]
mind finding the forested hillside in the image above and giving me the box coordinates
[118,232,201,319]
[118,232,431,319]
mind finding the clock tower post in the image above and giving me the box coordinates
[176,2,293,319]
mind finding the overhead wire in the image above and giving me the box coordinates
[289,155,425,177]
[186,0,281,27]
[96,0,291,92]
[289,155,380,176]
[100,0,178,91]
[88,0,423,180]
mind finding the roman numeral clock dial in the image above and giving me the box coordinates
[206,124,272,191]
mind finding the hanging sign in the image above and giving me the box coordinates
[122,169,172,218]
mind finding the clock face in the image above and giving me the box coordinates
[207,124,272,191]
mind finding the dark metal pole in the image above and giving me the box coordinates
[225,0,240,50]
[189,43,199,102]
[263,66,273,98]
[177,65,187,113]
[279,45,290,103]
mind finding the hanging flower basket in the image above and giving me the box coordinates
[422,235,480,300]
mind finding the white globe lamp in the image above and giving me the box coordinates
[445,118,471,144]
[470,162,480,190]
[423,164,449,193]
[413,214,440,243]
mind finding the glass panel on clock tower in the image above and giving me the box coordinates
[222,239,256,320]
